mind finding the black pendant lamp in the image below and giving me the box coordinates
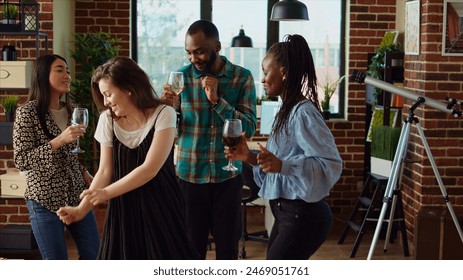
[270,0,309,21]
[231,26,253,48]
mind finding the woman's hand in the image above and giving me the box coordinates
[51,124,86,150]
[224,132,256,165]
[257,144,282,173]
[80,188,109,206]
[56,205,86,225]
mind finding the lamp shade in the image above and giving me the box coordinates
[231,28,253,48]
[270,0,309,21]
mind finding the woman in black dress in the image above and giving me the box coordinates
[57,56,197,260]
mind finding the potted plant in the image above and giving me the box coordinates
[320,75,345,120]
[370,125,401,177]
[0,95,19,122]
[70,32,120,173]
[1,3,18,24]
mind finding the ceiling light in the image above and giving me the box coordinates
[270,0,309,21]
[231,27,253,48]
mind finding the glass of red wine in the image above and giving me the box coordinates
[222,119,242,172]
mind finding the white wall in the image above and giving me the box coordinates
[396,0,406,44]
[52,0,75,63]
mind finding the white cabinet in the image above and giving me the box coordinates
[0,173,26,197]
[0,61,33,89]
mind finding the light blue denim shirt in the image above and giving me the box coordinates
[253,100,343,203]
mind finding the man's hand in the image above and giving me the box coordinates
[160,84,180,107]
[201,76,219,104]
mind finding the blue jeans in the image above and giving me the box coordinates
[26,199,100,260]
[267,198,332,260]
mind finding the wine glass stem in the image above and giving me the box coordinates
[76,136,80,149]
[228,159,233,169]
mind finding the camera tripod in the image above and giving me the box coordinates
[367,98,463,260]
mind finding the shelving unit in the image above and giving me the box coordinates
[364,51,404,177]
[0,0,47,63]
[0,31,48,56]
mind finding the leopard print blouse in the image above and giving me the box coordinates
[13,100,87,212]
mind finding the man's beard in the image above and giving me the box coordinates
[200,51,217,76]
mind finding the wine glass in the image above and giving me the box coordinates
[168,71,184,96]
[70,107,89,154]
[222,119,242,172]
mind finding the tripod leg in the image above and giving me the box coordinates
[367,121,411,260]
[415,122,463,243]
[383,164,405,252]
[383,190,398,252]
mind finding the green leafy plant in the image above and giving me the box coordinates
[70,32,120,173]
[371,125,401,161]
[367,43,402,80]
[367,42,403,101]
[0,95,19,112]
[320,75,345,112]
[1,4,18,20]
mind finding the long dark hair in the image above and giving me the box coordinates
[28,54,71,139]
[91,56,165,119]
[268,34,320,136]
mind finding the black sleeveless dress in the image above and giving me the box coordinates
[97,111,198,259]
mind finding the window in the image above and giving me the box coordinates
[212,0,267,100]
[133,0,345,117]
[279,0,345,115]
[134,0,200,94]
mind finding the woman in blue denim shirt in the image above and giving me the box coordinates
[225,34,343,260]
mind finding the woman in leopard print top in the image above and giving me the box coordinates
[13,54,100,260]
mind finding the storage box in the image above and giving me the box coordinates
[415,207,463,259]
[370,157,392,178]
[0,173,27,197]
[0,61,33,89]
[0,224,37,250]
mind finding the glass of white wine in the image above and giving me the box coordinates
[70,107,89,154]
[168,71,184,96]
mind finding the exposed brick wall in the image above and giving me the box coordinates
[399,0,463,246]
[74,0,130,57]
[336,0,399,215]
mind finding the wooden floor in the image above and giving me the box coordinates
[66,205,413,260]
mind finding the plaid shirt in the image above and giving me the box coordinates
[176,56,257,184]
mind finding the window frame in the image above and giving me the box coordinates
[130,0,346,119]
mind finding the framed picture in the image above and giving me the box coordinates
[442,0,463,56]
[405,0,420,55]
[366,106,399,142]
[381,31,399,46]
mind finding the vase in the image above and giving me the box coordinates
[5,111,14,122]
[2,19,17,24]
[322,111,330,120]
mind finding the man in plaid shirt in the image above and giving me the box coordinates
[162,19,256,259]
